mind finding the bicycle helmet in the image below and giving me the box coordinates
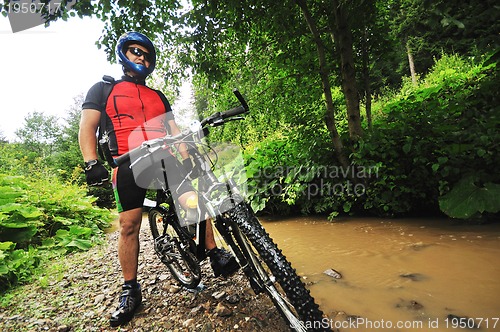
[116,31,156,78]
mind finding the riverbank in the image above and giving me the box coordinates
[0,222,292,332]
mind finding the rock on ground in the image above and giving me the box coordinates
[0,221,291,332]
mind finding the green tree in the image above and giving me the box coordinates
[50,94,115,208]
[52,94,85,182]
[15,111,62,160]
[387,0,499,79]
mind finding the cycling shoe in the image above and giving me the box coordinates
[109,284,142,327]
[208,248,240,278]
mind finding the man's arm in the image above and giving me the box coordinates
[79,108,101,162]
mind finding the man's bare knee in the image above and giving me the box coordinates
[120,221,140,238]
[119,211,142,238]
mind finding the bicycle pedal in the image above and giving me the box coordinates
[159,255,174,264]
[154,237,173,254]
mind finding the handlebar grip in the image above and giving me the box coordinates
[221,105,248,119]
[114,153,130,166]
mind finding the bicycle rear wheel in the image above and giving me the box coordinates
[148,208,201,289]
[226,203,330,332]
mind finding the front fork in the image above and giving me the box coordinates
[214,211,264,295]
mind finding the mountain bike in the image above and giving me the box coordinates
[106,90,330,331]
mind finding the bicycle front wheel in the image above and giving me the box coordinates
[148,208,201,289]
[227,203,330,332]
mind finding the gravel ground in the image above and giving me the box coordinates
[0,219,293,332]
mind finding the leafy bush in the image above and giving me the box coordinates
[0,174,113,291]
[353,53,499,218]
[245,134,301,214]
[0,242,40,288]
[244,126,369,218]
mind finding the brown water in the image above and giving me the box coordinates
[261,216,500,331]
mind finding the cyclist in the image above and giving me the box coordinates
[78,31,239,327]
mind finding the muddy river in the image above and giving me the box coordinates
[261,216,500,331]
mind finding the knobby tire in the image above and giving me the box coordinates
[228,203,330,332]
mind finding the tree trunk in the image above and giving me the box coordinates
[406,41,417,85]
[331,0,363,140]
[362,25,372,130]
[294,0,349,169]
[365,85,372,130]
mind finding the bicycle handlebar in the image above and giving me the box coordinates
[113,89,249,167]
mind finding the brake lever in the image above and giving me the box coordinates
[224,116,245,122]
[225,116,245,122]
[210,116,245,127]
[210,117,225,127]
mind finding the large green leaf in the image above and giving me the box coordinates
[54,226,93,252]
[18,206,43,219]
[0,226,38,244]
[0,263,9,276]
[0,186,23,205]
[439,175,500,219]
[0,241,15,250]
[66,238,92,251]
[68,225,92,237]
[0,204,43,220]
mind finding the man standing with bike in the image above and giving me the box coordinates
[78,31,239,327]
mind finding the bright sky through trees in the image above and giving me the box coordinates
[1,17,122,141]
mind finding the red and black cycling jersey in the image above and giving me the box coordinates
[82,75,174,156]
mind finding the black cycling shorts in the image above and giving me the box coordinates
[112,156,194,213]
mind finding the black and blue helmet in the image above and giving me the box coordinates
[116,31,156,78]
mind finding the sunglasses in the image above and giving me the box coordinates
[127,47,152,62]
